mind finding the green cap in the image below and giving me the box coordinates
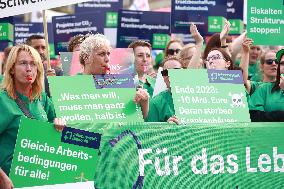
[276,49,284,62]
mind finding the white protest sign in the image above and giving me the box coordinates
[0,0,92,18]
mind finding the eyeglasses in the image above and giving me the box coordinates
[265,59,277,65]
[279,61,284,65]
[206,54,226,62]
[167,49,181,55]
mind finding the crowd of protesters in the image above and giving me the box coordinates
[0,17,284,188]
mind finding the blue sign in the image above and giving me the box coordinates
[117,10,170,50]
[0,41,11,51]
[0,16,13,24]
[207,69,243,84]
[61,126,101,149]
[171,0,227,35]
[14,22,54,45]
[226,0,244,19]
[75,0,123,13]
[52,12,105,54]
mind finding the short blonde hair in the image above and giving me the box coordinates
[79,33,111,66]
[1,44,44,100]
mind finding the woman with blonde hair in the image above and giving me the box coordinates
[164,38,184,58]
[0,45,64,188]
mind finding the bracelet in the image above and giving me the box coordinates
[221,45,228,48]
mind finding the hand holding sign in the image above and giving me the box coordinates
[53,118,66,132]
[167,115,180,125]
[0,169,14,189]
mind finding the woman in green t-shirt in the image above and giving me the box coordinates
[249,49,284,121]
[0,45,65,188]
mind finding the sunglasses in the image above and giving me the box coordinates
[167,49,181,55]
[265,59,277,65]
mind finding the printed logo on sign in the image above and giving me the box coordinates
[61,127,101,149]
[229,92,246,108]
[94,74,135,89]
[208,70,243,84]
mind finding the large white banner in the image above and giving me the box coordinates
[0,0,92,19]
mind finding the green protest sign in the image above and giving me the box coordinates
[94,122,284,188]
[208,16,225,33]
[152,34,170,49]
[0,23,13,41]
[169,69,250,124]
[10,118,100,188]
[106,12,118,28]
[247,0,284,45]
[229,19,244,34]
[48,75,143,124]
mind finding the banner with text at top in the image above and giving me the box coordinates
[14,22,55,57]
[0,0,92,19]
[52,12,105,55]
[94,122,284,188]
[247,0,284,45]
[48,75,143,124]
[169,69,250,124]
[10,117,100,189]
[117,10,171,50]
[75,0,123,13]
[171,0,227,43]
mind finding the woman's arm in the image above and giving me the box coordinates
[230,32,246,63]
[187,23,204,69]
[239,37,253,93]
[220,20,231,57]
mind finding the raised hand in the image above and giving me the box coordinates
[220,20,231,43]
[190,23,203,45]
[242,37,253,54]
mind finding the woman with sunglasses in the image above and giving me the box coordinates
[240,37,278,96]
[146,56,182,124]
[0,45,65,189]
[249,49,284,122]
[164,39,184,58]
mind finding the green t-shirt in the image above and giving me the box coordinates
[139,75,155,98]
[146,90,174,122]
[249,82,284,112]
[250,81,264,96]
[235,60,262,82]
[0,75,3,84]
[0,90,56,175]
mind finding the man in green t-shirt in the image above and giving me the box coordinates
[128,40,156,97]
